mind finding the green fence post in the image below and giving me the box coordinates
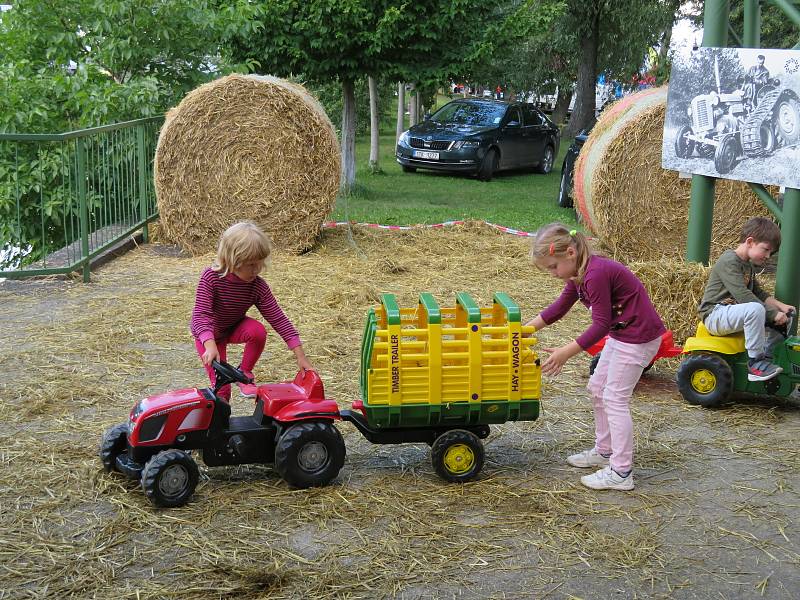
[686,0,730,265]
[136,125,149,243]
[76,137,90,282]
[744,0,760,47]
[776,189,800,335]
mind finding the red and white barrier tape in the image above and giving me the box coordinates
[323,220,537,238]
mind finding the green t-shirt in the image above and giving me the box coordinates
[698,249,775,322]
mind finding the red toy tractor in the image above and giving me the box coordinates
[100,361,346,507]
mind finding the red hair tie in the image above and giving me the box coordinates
[548,242,555,256]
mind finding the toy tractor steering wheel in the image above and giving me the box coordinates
[211,360,252,388]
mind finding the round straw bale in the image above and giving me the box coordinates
[574,87,773,264]
[154,74,340,255]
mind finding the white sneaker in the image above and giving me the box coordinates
[581,466,635,491]
[567,448,610,468]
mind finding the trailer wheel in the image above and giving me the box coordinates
[275,422,346,489]
[431,429,484,483]
[100,423,129,473]
[141,449,199,508]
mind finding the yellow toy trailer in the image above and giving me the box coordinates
[340,292,541,482]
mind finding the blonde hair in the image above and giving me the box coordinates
[212,221,272,276]
[529,223,592,283]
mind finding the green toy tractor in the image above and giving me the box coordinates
[676,312,800,407]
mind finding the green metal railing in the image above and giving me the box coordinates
[0,117,163,282]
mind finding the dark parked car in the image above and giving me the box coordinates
[396,99,560,181]
[557,124,593,208]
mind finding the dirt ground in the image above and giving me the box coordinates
[0,225,798,600]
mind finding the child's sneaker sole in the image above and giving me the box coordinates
[747,366,782,382]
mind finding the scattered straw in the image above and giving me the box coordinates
[0,223,798,598]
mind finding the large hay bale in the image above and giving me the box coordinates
[154,74,340,255]
[574,87,772,263]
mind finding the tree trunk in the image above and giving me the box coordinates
[395,81,405,143]
[408,83,417,125]
[368,76,380,174]
[340,79,356,194]
[564,10,600,138]
[551,87,572,127]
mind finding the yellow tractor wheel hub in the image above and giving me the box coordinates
[691,369,717,394]
[443,444,475,474]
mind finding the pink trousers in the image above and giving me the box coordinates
[194,317,266,400]
[586,335,662,473]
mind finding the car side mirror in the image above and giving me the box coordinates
[423,113,431,121]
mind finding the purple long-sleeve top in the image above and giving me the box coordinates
[190,268,301,349]
[539,255,665,350]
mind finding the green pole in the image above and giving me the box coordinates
[775,189,800,335]
[76,137,90,283]
[743,0,760,47]
[686,0,730,265]
[136,125,149,244]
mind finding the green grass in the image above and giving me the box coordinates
[331,133,578,233]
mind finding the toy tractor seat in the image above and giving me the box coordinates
[683,321,746,355]
[256,370,326,414]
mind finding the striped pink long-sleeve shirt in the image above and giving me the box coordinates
[190,267,301,349]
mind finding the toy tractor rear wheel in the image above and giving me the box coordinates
[676,353,733,408]
[431,429,484,483]
[141,449,199,508]
[100,423,129,473]
[275,421,346,489]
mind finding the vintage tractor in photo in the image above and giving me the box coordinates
[100,361,346,507]
[676,312,800,407]
[674,57,800,174]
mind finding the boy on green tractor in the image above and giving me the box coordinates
[677,217,798,407]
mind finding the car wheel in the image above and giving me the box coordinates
[536,145,555,174]
[477,148,498,182]
[401,165,417,173]
[557,167,573,208]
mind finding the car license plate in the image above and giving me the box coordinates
[413,150,439,160]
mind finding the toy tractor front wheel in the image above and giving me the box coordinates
[100,423,129,473]
[141,449,199,508]
[275,421,346,489]
[431,429,485,483]
[677,353,733,408]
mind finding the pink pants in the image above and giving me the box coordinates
[586,335,662,473]
[195,317,266,400]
